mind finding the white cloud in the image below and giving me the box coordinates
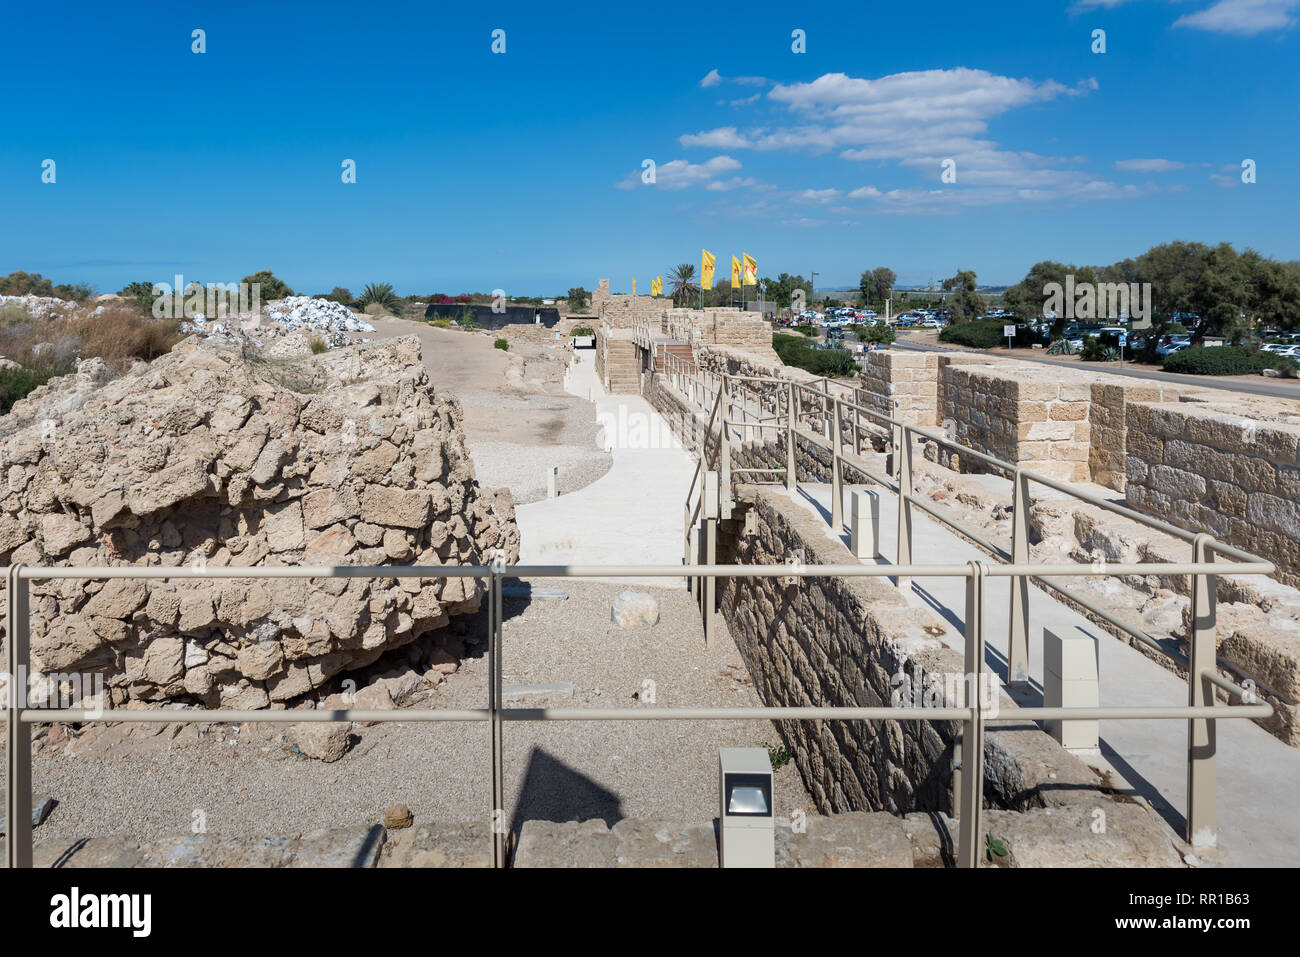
[1174,0,1299,34]
[616,155,743,190]
[678,127,754,149]
[700,68,766,88]
[797,188,842,204]
[1115,158,1187,171]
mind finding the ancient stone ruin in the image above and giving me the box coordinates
[0,334,519,710]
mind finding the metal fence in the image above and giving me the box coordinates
[3,557,1272,871]
[0,348,1282,870]
[658,351,1279,854]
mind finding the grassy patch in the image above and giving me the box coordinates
[0,360,75,413]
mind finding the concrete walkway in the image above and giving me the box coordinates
[514,351,697,585]
[786,479,1300,866]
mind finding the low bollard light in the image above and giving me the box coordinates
[719,748,775,867]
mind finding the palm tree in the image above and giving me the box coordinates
[667,264,699,307]
[358,281,404,316]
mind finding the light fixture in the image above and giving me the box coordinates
[719,748,775,867]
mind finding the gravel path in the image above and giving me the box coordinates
[29,582,811,841]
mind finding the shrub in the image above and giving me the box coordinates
[308,336,328,354]
[1163,345,1290,376]
[73,307,183,363]
[0,304,30,327]
[1047,338,1074,355]
[457,308,480,330]
[319,287,354,306]
[0,271,55,296]
[358,281,403,315]
[0,359,75,413]
[855,323,895,345]
[494,338,509,351]
[773,334,860,376]
[570,326,595,337]
[241,270,294,301]
[430,318,451,328]
[939,319,1006,349]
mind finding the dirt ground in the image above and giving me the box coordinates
[361,317,612,504]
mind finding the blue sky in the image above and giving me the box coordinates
[3,0,1297,295]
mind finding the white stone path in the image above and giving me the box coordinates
[514,351,696,585]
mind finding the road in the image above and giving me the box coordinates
[889,338,1300,402]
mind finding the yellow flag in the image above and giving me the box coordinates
[731,255,742,288]
[742,253,757,286]
[632,278,637,296]
[655,276,663,296]
[701,250,716,290]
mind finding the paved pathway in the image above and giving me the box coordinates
[788,479,1300,866]
[515,351,696,585]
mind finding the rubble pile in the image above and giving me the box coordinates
[0,334,519,710]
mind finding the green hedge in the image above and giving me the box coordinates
[773,334,859,376]
[1162,345,1297,376]
[938,319,1006,349]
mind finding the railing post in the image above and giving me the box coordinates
[5,564,32,868]
[895,427,913,589]
[488,562,506,868]
[1007,469,1031,686]
[890,400,902,479]
[720,388,733,520]
[703,471,720,648]
[786,381,797,492]
[853,388,862,458]
[957,561,986,869]
[831,398,844,532]
[1187,533,1218,848]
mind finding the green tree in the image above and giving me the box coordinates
[241,269,295,301]
[942,269,987,323]
[858,267,897,308]
[566,286,590,313]
[0,271,55,296]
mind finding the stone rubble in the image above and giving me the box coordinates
[0,333,519,711]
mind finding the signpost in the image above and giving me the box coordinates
[1004,324,1015,351]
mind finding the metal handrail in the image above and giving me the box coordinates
[666,356,1276,664]
[665,353,1282,849]
[3,559,1272,872]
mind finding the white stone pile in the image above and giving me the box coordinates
[0,295,76,320]
[264,297,376,334]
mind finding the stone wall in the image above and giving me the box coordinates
[860,350,941,426]
[937,361,1093,482]
[1125,398,1300,589]
[1088,381,1190,491]
[716,485,1127,817]
[591,279,658,327]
